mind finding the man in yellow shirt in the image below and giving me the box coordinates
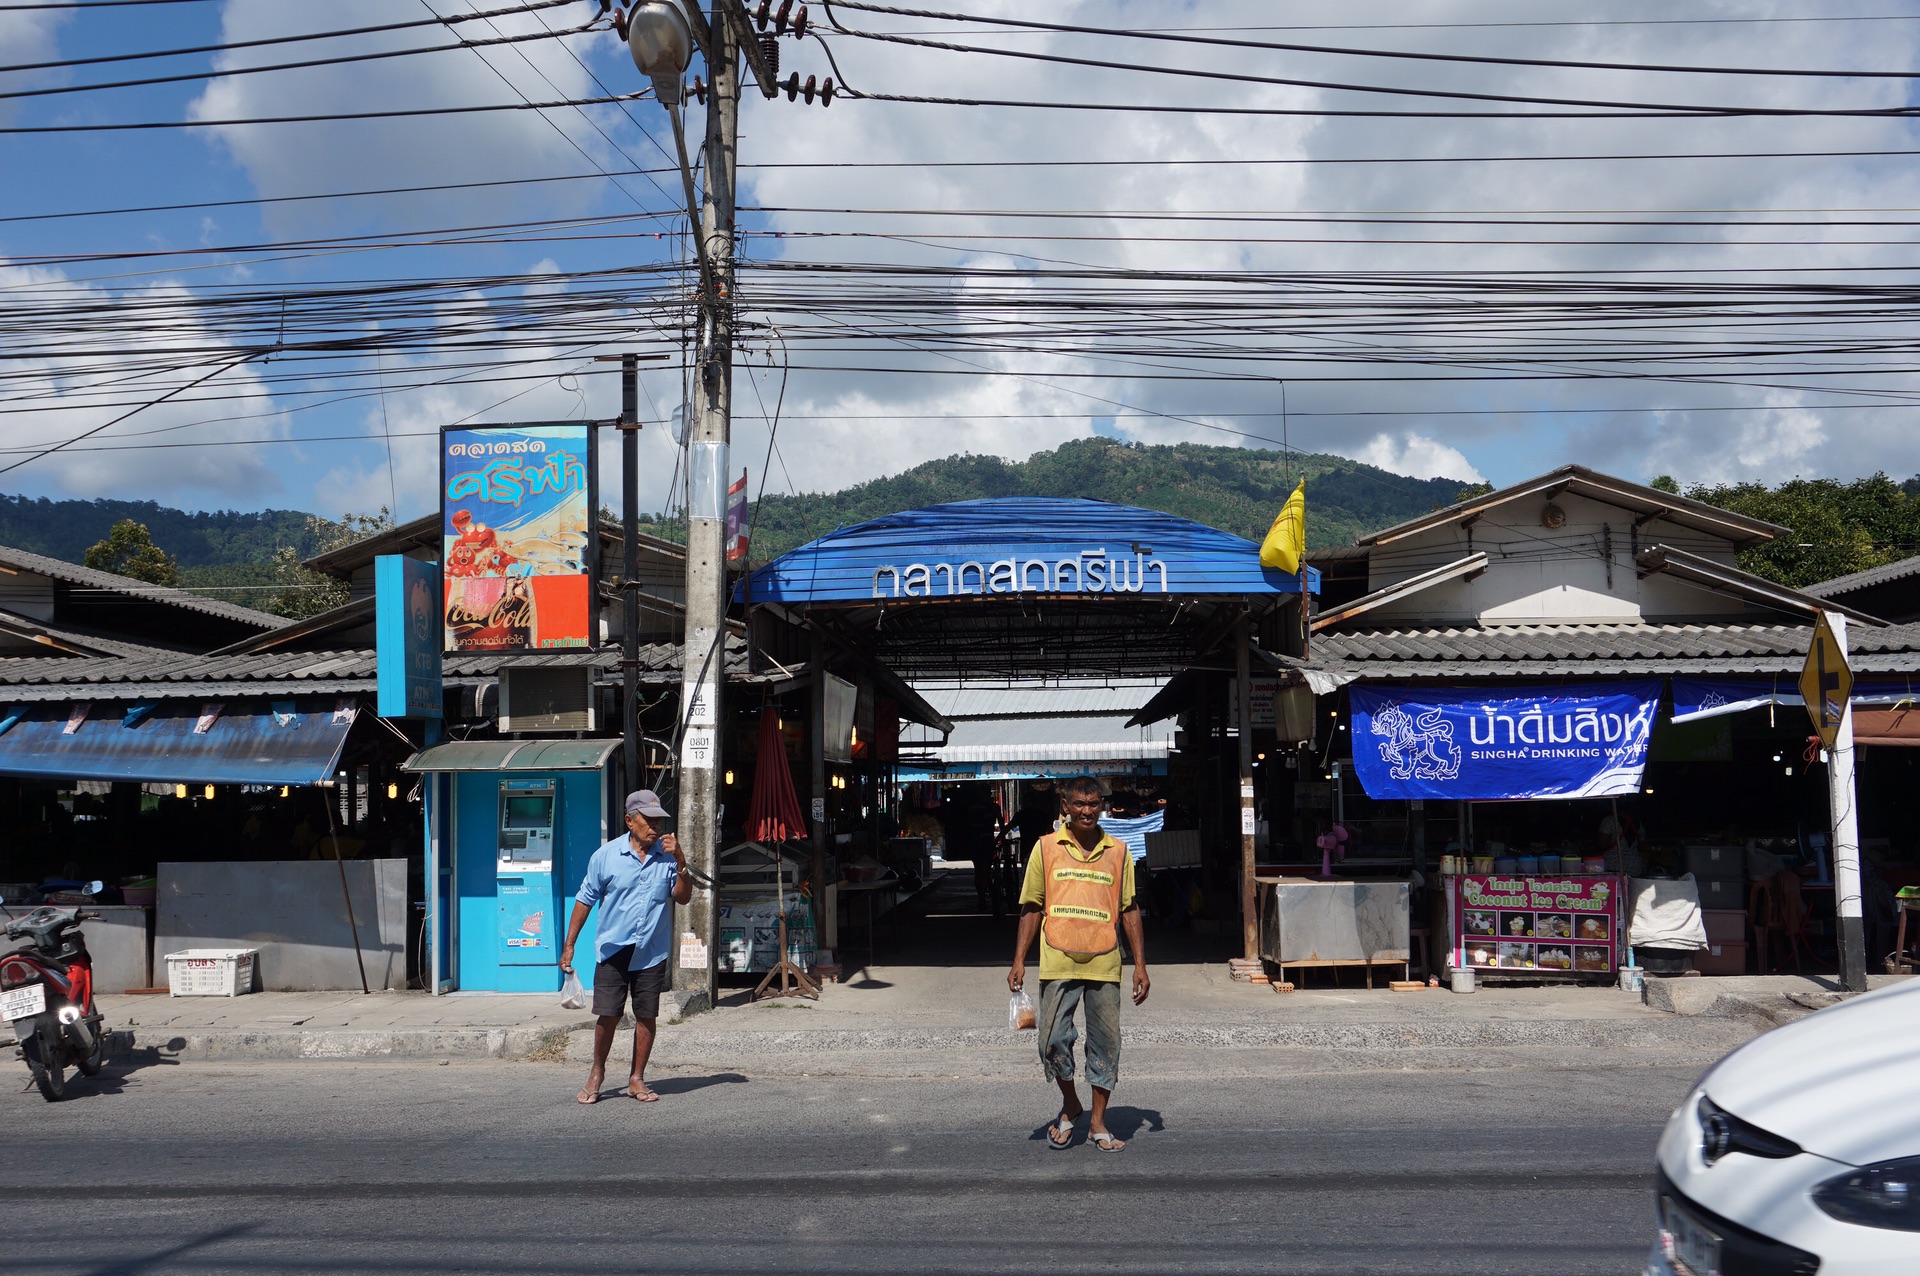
[1008,775,1150,1152]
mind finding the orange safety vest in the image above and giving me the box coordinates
[1040,834,1124,959]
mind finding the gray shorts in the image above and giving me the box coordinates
[592,950,667,1021]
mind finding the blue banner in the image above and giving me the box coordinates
[1672,676,1920,723]
[1350,682,1660,801]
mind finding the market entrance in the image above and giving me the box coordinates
[731,497,1317,984]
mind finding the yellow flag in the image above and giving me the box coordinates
[1259,481,1306,573]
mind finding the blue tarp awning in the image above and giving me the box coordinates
[0,703,353,786]
[737,498,1318,605]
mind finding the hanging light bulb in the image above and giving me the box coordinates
[174,783,187,799]
[204,784,215,799]
[387,782,399,800]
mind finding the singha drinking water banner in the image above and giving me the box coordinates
[441,423,596,654]
[1349,681,1659,801]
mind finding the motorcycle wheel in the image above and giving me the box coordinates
[21,1023,66,1102]
[75,1020,106,1077]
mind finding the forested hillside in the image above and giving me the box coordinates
[687,439,1462,559]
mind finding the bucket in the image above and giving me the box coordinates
[1619,965,1645,994]
[1450,967,1476,993]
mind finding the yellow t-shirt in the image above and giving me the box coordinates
[1020,830,1136,984]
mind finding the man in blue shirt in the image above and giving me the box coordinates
[560,789,692,1104]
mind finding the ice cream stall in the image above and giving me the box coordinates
[1347,681,1657,981]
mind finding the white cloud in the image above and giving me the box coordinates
[1345,431,1485,483]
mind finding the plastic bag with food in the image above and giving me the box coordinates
[1008,987,1037,1030]
[560,969,590,1011]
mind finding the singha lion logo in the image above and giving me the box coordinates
[1371,702,1462,781]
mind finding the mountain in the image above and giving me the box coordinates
[728,439,1463,559]
[0,495,325,569]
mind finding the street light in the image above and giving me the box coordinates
[626,2,716,303]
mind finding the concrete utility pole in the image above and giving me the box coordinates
[1235,613,1258,961]
[673,6,739,1007]
[620,354,641,799]
[1824,613,1868,993]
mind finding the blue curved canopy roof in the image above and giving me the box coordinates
[737,498,1317,605]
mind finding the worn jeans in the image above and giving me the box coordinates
[1037,978,1121,1092]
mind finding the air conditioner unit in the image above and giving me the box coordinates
[498,666,595,733]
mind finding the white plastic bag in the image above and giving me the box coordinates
[1008,987,1036,1031]
[560,969,589,1010]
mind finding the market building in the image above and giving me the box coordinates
[6,463,1914,997]
[1281,466,1920,981]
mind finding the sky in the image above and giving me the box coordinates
[4,0,1920,525]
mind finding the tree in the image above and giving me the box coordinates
[264,508,392,620]
[1650,475,1680,494]
[83,519,179,586]
[1680,474,1920,588]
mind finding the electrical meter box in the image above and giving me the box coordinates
[496,778,558,965]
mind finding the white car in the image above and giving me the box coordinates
[1646,976,1920,1276]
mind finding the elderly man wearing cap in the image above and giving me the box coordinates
[560,789,693,1104]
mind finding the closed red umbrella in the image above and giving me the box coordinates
[744,705,817,1000]
[747,706,807,844]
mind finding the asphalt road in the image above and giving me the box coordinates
[2,1051,1693,1275]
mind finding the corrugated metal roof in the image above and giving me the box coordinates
[1311,621,1920,680]
[907,712,1174,763]
[1357,465,1788,548]
[1807,554,1920,599]
[738,498,1316,604]
[910,679,1164,719]
[0,544,283,628]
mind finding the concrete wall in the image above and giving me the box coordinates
[1365,492,1751,626]
[155,860,409,991]
[84,905,151,993]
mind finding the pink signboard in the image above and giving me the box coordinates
[1450,874,1622,975]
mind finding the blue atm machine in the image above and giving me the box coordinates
[496,779,559,964]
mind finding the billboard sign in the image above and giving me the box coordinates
[376,554,443,719]
[441,423,596,654]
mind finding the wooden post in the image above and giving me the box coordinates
[1236,613,1258,961]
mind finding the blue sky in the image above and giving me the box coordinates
[6,1,1920,525]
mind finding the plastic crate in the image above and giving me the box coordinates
[1686,845,1747,881]
[1701,909,1747,944]
[1695,877,1748,911]
[163,948,257,997]
[1693,941,1749,976]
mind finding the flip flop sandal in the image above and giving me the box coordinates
[1047,1113,1076,1150]
[1089,1131,1126,1153]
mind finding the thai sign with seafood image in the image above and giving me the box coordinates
[441,423,595,654]
[1349,681,1660,801]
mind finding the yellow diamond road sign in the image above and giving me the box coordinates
[1800,612,1853,751]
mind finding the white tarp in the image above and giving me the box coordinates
[1626,875,1710,951]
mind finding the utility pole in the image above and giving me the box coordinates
[1824,613,1867,993]
[620,353,641,799]
[673,4,739,1009]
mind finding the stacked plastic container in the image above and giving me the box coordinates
[1687,845,1749,974]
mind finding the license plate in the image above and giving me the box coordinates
[1661,1195,1723,1276]
[1,982,46,1021]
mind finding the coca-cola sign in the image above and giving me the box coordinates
[441,422,596,654]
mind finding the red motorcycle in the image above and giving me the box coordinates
[2,885,110,1101]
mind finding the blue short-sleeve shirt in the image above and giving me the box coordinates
[576,834,679,971]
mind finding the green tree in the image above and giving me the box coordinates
[265,508,392,620]
[1681,473,1920,588]
[1650,475,1680,494]
[83,518,179,586]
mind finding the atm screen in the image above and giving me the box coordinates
[502,795,553,830]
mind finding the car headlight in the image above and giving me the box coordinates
[1814,1157,1920,1231]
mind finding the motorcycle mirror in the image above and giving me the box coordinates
[85,880,104,895]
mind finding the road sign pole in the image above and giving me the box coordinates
[1823,612,1868,992]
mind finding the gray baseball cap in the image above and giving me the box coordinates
[624,789,670,819]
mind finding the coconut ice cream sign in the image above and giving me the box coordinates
[1349,681,1660,800]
